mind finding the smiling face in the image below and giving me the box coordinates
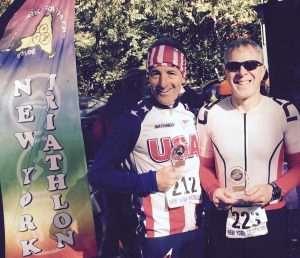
[149,65,185,106]
[224,45,266,105]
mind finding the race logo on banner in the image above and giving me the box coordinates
[0,1,97,257]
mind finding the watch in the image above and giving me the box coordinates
[269,182,282,201]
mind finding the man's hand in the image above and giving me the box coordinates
[156,166,181,192]
[213,188,237,210]
[241,184,273,207]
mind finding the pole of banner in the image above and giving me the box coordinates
[0,185,4,258]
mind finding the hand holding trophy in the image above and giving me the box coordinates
[166,141,201,209]
[227,166,248,200]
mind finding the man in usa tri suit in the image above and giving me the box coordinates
[89,38,205,258]
[197,38,300,258]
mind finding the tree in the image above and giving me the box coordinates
[0,1,12,16]
[0,0,262,97]
[75,0,262,96]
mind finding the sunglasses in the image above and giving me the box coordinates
[225,60,263,72]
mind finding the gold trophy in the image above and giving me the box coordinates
[171,143,187,168]
[228,166,248,200]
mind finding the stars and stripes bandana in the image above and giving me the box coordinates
[147,44,187,78]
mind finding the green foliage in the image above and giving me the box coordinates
[0,0,262,96]
[75,0,262,96]
[0,0,13,16]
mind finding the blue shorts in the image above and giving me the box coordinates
[140,228,206,258]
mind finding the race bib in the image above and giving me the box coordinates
[226,207,268,238]
[165,171,201,208]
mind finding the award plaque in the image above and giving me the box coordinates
[171,143,187,168]
[228,166,248,199]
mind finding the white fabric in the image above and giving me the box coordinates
[197,96,300,191]
[131,101,201,237]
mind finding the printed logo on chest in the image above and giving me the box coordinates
[147,134,198,163]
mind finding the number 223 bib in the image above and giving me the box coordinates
[226,206,268,238]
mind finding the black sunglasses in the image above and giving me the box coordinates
[225,60,263,72]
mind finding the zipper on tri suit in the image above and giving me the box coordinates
[170,104,173,115]
[243,113,247,173]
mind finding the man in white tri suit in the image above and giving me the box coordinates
[197,38,300,258]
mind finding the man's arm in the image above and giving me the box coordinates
[243,103,300,207]
[200,156,219,200]
[275,153,300,195]
[200,156,237,210]
[88,112,181,196]
[242,153,300,207]
[197,104,236,210]
[88,113,158,196]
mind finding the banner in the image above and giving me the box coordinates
[0,1,97,257]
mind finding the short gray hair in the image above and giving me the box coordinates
[224,38,264,64]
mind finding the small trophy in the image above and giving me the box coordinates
[170,143,187,168]
[228,167,248,200]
